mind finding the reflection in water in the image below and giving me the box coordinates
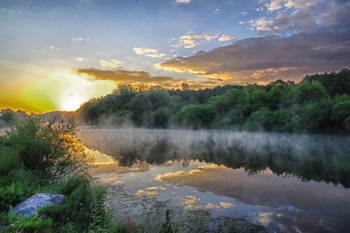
[78,129,350,233]
[79,129,350,188]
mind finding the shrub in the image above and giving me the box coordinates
[0,146,20,176]
[5,212,53,233]
[40,175,116,232]
[2,118,92,180]
[0,169,40,212]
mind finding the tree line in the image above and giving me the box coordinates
[78,68,350,133]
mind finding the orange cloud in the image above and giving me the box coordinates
[75,68,217,89]
[160,32,350,84]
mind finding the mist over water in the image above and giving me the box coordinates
[79,129,350,188]
[78,129,350,232]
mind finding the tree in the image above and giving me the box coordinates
[331,101,350,130]
[145,90,170,111]
[302,68,350,96]
[152,107,170,128]
[177,104,215,129]
[292,100,332,132]
[0,109,15,124]
[293,81,329,104]
[113,83,134,95]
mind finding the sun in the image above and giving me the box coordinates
[60,96,84,112]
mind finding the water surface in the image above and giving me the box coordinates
[79,129,350,233]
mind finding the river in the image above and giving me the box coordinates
[78,129,350,233]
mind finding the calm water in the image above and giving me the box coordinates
[79,129,350,233]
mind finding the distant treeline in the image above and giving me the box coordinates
[78,68,350,133]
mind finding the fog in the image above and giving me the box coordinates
[78,128,350,188]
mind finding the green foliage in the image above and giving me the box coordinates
[40,175,116,232]
[5,212,53,233]
[292,100,332,132]
[0,146,20,176]
[245,108,291,132]
[77,69,350,133]
[243,85,269,115]
[209,88,244,113]
[0,109,15,125]
[293,81,329,104]
[303,68,350,96]
[145,90,170,111]
[331,101,350,129]
[2,118,92,180]
[152,107,171,128]
[0,169,40,212]
[177,104,215,129]
[159,209,178,233]
[0,118,125,233]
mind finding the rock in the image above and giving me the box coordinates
[13,193,65,216]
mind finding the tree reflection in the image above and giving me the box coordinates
[79,130,350,188]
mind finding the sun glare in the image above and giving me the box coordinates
[61,96,83,111]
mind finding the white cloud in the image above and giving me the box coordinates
[266,0,284,11]
[173,31,220,48]
[76,58,84,62]
[100,59,124,68]
[176,0,191,4]
[249,17,274,32]
[72,37,89,42]
[72,37,83,41]
[218,35,235,42]
[252,0,350,34]
[133,47,166,58]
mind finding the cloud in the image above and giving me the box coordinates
[75,68,214,89]
[251,0,350,34]
[100,59,124,68]
[159,31,350,84]
[266,0,284,11]
[218,35,235,42]
[76,58,84,62]
[176,0,191,4]
[173,31,235,48]
[133,47,166,58]
[249,17,274,32]
[72,37,89,41]
[173,31,219,48]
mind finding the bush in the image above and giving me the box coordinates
[0,169,40,212]
[5,212,53,233]
[0,146,20,176]
[40,175,117,232]
[2,118,92,180]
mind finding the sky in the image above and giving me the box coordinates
[1,0,349,112]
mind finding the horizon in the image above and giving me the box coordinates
[1,0,350,112]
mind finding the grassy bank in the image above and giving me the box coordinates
[0,118,127,232]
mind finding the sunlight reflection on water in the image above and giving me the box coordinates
[80,129,350,233]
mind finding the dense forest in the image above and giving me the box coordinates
[77,69,350,133]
